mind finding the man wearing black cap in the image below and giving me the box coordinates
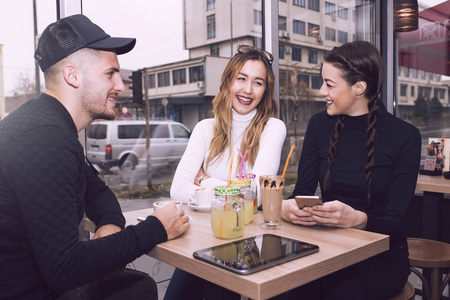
[0,15,190,300]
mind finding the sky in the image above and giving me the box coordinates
[0,0,189,96]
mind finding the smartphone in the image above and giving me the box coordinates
[295,196,323,208]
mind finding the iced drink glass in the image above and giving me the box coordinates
[259,175,285,230]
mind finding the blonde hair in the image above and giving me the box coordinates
[205,47,277,172]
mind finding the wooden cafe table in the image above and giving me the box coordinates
[84,206,389,300]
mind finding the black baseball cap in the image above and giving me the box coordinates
[35,14,136,72]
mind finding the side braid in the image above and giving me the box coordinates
[365,98,379,207]
[323,115,345,192]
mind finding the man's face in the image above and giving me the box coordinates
[80,50,125,121]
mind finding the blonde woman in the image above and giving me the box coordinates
[170,45,286,206]
[166,45,286,300]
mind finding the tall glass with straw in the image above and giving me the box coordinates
[259,145,295,230]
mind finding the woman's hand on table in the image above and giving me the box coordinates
[194,168,210,186]
[281,199,318,226]
[303,200,367,229]
[152,203,190,240]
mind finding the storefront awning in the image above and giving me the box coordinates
[398,1,450,76]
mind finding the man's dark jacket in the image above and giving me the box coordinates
[0,94,167,299]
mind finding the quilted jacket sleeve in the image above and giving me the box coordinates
[3,124,167,293]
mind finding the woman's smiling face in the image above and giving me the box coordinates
[319,62,368,117]
[231,59,267,115]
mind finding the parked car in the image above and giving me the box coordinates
[86,120,191,172]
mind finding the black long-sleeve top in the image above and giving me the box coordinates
[290,107,421,245]
[0,94,167,300]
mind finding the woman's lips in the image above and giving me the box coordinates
[237,95,253,105]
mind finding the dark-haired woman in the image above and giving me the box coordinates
[281,41,421,299]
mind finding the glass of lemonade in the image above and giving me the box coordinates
[230,177,254,224]
[259,175,285,230]
[211,186,244,239]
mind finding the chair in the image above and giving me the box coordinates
[407,238,450,300]
[387,282,415,300]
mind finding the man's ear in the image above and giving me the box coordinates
[62,64,80,88]
[354,81,367,96]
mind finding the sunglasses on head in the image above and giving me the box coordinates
[236,45,274,64]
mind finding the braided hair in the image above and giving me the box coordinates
[322,41,384,208]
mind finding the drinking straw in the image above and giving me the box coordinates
[227,150,235,188]
[237,148,249,179]
[282,145,295,178]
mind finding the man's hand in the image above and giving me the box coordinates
[152,202,190,240]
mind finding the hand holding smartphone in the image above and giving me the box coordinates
[295,196,323,209]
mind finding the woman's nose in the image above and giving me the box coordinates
[243,81,252,94]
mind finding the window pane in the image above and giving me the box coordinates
[158,71,170,87]
[279,0,377,187]
[293,20,306,35]
[173,69,186,85]
[279,16,287,31]
[189,66,204,83]
[397,1,449,165]
[207,14,216,39]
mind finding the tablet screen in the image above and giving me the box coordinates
[193,234,319,275]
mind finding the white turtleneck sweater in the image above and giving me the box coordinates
[170,109,286,204]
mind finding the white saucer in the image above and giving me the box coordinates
[188,202,211,212]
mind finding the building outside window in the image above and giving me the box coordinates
[338,6,348,19]
[435,88,446,99]
[325,2,336,16]
[172,69,186,85]
[297,74,309,86]
[308,50,317,64]
[279,44,285,59]
[293,19,306,35]
[338,31,348,43]
[158,71,170,87]
[189,66,204,83]
[400,84,407,96]
[308,23,320,37]
[254,9,262,25]
[210,44,219,56]
[412,69,418,78]
[279,16,287,31]
[207,14,215,39]
[293,0,305,7]
[147,74,155,89]
[418,86,432,98]
[308,0,320,11]
[207,0,215,11]
[311,75,321,89]
[411,86,415,97]
[420,70,426,80]
[404,67,410,78]
[292,47,302,61]
[325,27,336,41]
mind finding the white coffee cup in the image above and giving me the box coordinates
[192,188,214,207]
[153,200,182,211]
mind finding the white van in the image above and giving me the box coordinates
[86,120,191,172]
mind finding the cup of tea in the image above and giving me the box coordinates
[192,188,214,207]
[259,175,285,230]
[153,200,182,211]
